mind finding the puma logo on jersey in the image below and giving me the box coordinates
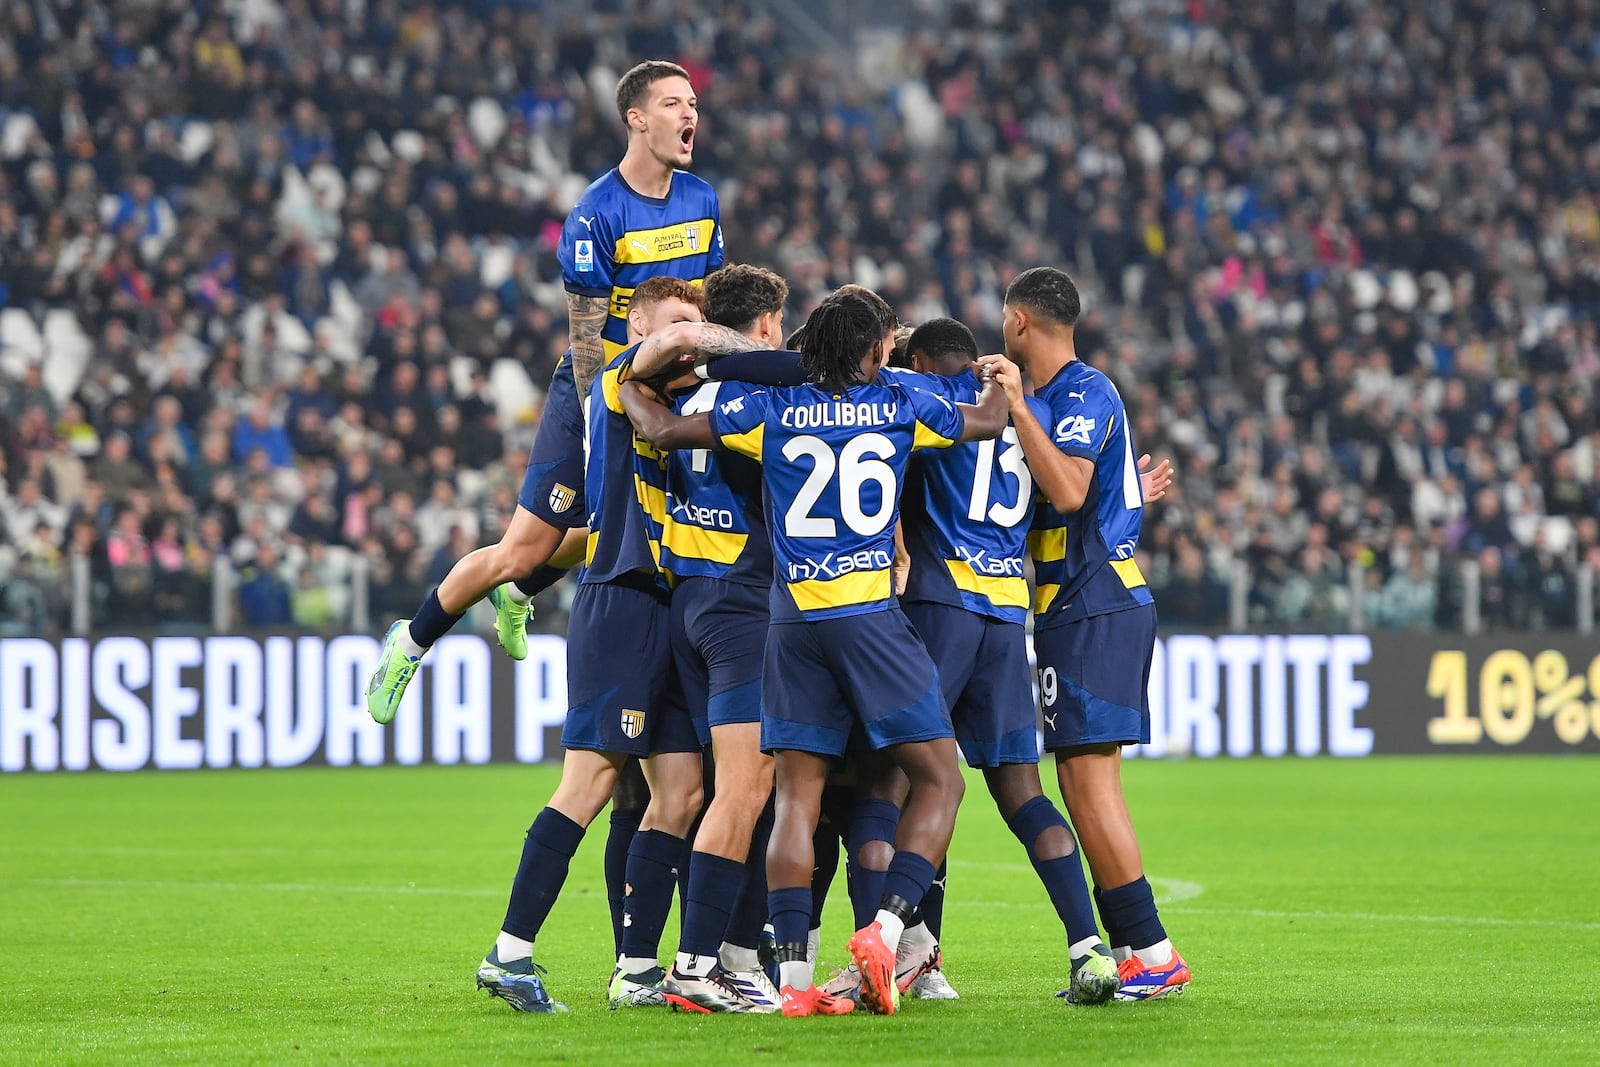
[1044,713,1058,730]
[1055,414,1097,445]
[577,214,594,230]
[1067,390,1087,403]
[631,239,649,253]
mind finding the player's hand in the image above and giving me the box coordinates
[620,379,671,409]
[975,354,1024,406]
[1138,454,1174,503]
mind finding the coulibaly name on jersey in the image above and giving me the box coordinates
[780,401,899,430]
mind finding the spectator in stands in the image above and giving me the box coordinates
[238,542,292,627]
[232,399,293,468]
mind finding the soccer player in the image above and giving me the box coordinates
[367,58,722,711]
[620,287,1010,1017]
[474,277,750,1013]
[979,267,1192,1002]
[564,60,724,406]
[631,264,792,1013]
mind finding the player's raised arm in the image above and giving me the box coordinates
[630,322,764,380]
[978,353,1094,514]
[618,379,716,451]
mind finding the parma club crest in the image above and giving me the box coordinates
[548,483,577,514]
[620,709,646,739]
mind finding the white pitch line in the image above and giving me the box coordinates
[1160,905,1600,933]
[17,877,502,898]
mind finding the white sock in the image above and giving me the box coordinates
[618,954,658,976]
[504,583,532,604]
[398,625,428,657]
[495,931,533,962]
[873,910,906,954]
[805,927,820,968]
[898,920,935,958]
[674,951,718,976]
[1068,935,1106,961]
[779,958,814,991]
[720,943,760,972]
[1133,938,1174,968]
[1111,945,1134,964]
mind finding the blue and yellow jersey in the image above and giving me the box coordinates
[707,374,966,622]
[581,346,669,589]
[892,367,1049,625]
[659,381,771,588]
[1028,360,1152,627]
[559,169,725,362]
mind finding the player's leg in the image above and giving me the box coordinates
[605,759,649,957]
[1045,604,1189,1001]
[367,506,564,723]
[612,679,705,1007]
[836,609,964,1016]
[477,746,622,1012]
[761,622,856,1017]
[844,750,904,929]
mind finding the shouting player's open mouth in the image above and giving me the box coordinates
[679,124,695,154]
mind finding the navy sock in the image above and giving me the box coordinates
[501,808,586,943]
[846,798,900,928]
[605,807,643,956]
[513,565,567,599]
[1099,876,1167,952]
[1006,795,1099,946]
[726,804,774,950]
[1094,885,1125,946]
[809,818,842,927]
[408,587,464,649]
[679,851,747,959]
[768,885,812,951]
[921,858,948,940]
[880,850,937,913]
[618,829,689,963]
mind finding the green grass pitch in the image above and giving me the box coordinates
[3,757,1597,1065]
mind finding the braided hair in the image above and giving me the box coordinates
[798,288,896,395]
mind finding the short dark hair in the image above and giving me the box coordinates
[1005,267,1081,328]
[905,317,978,366]
[704,264,789,332]
[631,274,704,313]
[888,325,915,369]
[616,61,692,124]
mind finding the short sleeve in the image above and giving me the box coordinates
[559,199,614,297]
[904,383,965,451]
[598,345,639,416]
[706,384,769,460]
[1044,375,1119,460]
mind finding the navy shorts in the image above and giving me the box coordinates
[671,577,767,747]
[1035,603,1157,752]
[903,601,1039,768]
[517,408,586,528]
[562,580,700,757]
[762,608,952,758]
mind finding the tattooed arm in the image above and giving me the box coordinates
[567,292,610,403]
[629,322,768,380]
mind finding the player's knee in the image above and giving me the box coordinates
[1031,823,1077,863]
[858,838,895,872]
[984,763,1044,820]
[612,762,650,810]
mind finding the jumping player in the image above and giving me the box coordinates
[980,267,1191,1002]
[619,288,1010,1017]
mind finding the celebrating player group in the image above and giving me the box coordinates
[365,61,1190,1018]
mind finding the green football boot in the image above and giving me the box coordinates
[488,584,530,661]
[365,620,421,724]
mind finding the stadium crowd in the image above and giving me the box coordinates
[0,0,1596,636]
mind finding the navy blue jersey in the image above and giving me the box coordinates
[660,381,771,587]
[895,367,1050,624]
[1028,360,1152,626]
[559,169,724,363]
[708,373,965,622]
[581,346,669,588]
